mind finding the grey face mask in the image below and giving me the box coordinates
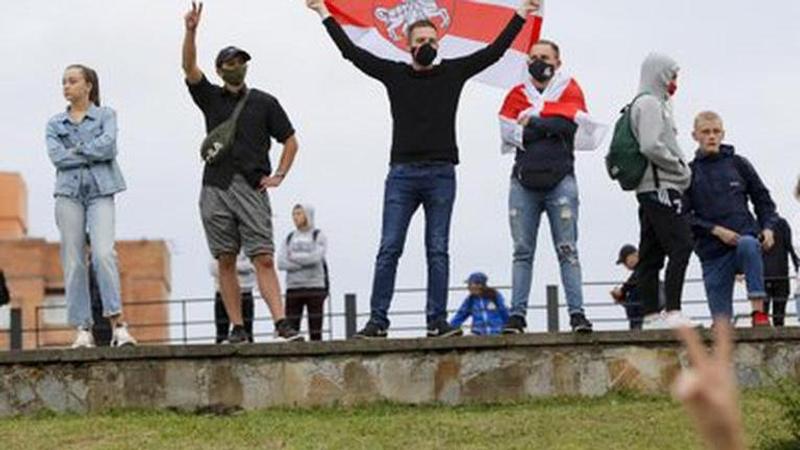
[220,64,248,86]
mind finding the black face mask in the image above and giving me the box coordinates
[413,43,437,67]
[528,58,556,83]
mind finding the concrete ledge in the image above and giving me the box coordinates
[1,329,799,416]
[4,328,800,365]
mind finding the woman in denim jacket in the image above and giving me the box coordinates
[46,65,135,348]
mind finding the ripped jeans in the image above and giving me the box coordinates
[509,175,585,317]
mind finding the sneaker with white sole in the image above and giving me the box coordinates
[112,323,137,347]
[663,311,696,329]
[71,328,95,349]
[642,312,669,330]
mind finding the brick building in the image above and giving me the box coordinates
[0,172,171,349]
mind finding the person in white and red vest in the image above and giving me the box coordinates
[498,39,606,334]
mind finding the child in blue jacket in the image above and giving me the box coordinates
[450,272,509,335]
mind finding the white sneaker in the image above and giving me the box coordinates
[663,311,696,329]
[642,312,669,330]
[112,323,137,347]
[71,328,95,349]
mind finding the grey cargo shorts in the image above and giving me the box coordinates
[199,174,274,258]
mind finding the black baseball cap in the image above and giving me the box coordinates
[215,46,252,68]
[616,244,638,265]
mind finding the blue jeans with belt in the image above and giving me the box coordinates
[368,162,456,329]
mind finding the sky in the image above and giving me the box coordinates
[2,1,799,338]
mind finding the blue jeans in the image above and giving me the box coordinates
[55,194,122,328]
[701,235,767,319]
[509,175,585,317]
[369,163,456,329]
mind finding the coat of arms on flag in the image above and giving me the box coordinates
[373,0,454,45]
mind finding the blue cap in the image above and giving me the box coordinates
[465,272,488,286]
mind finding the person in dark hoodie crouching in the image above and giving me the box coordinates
[685,111,779,327]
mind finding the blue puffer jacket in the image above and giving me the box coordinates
[450,292,509,336]
[686,145,779,261]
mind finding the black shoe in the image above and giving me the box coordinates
[427,321,463,338]
[502,315,527,334]
[227,325,249,344]
[276,319,305,342]
[353,322,388,340]
[570,313,593,334]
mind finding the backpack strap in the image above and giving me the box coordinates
[285,231,294,245]
[652,163,661,189]
[627,93,661,189]
[230,90,252,125]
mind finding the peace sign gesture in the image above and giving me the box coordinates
[674,323,745,450]
[185,1,203,32]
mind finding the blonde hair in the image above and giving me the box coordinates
[694,111,723,130]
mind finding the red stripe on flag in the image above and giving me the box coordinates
[326,1,373,26]
[448,2,541,53]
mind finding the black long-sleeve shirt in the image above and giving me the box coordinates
[323,14,525,165]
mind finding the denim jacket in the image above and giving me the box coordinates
[46,105,126,198]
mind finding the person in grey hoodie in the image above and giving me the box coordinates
[278,204,328,341]
[630,53,695,330]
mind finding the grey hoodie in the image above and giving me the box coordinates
[630,53,692,193]
[277,204,327,290]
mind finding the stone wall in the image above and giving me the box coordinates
[1,329,799,416]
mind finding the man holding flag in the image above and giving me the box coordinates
[305,0,542,339]
[499,40,606,334]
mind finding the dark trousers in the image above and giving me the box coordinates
[286,288,328,341]
[636,199,694,316]
[89,268,112,346]
[214,291,254,343]
[623,292,644,330]
[764,279,790,326]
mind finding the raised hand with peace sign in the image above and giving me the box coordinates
[185,1,203,32]
[182,2,204,84]
[674,324,746,450]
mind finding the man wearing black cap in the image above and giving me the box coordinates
[611,244,644,330]
[182,2,301,342]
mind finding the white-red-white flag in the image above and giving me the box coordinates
[325,0,544,88]
[499,72,609,153]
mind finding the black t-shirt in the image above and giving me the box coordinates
[187,75,295,189]
[323,14,524,165]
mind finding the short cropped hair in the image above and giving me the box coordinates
[694,111,724,129]
[407,20,438,43]
[531,39,561,59]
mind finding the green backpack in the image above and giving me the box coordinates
[605,93,650,191]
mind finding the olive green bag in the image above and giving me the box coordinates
[200,90,251,165]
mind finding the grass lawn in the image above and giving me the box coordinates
[1,390,796,450]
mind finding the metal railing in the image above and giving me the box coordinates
[3,276,797,350]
